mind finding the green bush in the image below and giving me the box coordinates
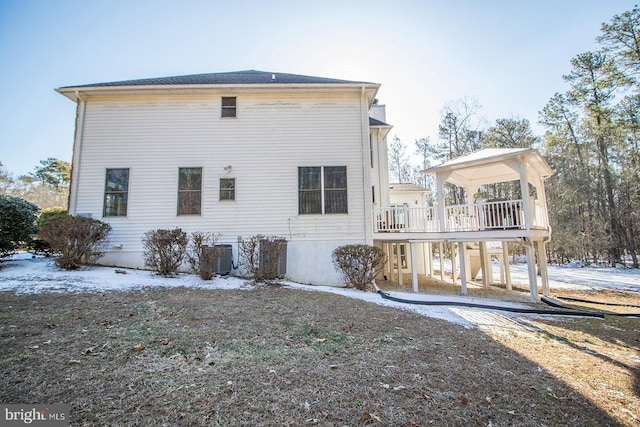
[0,195,39,259]
[32,208,68,256]
[37,207,68,231]
[142,229,188,277]
[40,215,111,270]
[332,244,386,291]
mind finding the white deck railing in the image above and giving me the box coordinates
[375,199,549,233]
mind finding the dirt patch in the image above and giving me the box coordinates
[0,287,638,426]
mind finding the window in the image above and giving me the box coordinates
[298,166,347,214]
[220,178,235,200]
[221,97,236,118]
[178,167,202,215]
[103,168,129,216]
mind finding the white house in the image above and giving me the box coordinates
[56,70,391,286]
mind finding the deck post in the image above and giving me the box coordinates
[451,242,457,284]
[410,241,419,292]
[396,243,404,287]
[479,241,489,289]
[425,242,432,277]
[438,242,445,281]
[537,240,550,296]
[458,242,467,295]
[524,243,539,302]
[502,242,512,290]
[386,242,394,282]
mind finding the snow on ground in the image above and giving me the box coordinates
[0,253,638,328]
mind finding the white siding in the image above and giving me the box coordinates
[72,91,370,285]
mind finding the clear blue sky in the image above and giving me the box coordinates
[0,0,635,176]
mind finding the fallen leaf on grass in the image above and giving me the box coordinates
[393,385,406,391]
[457,396,468,406]
[362,412,381,422]
[133,344,145,351]
[315,338,327,343]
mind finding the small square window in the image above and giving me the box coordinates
[220,178,235,200]
[221,97,236,118]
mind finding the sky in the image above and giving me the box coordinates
[0,0,636,176]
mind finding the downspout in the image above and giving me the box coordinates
[69,91,86,214]
[361,86,373,244]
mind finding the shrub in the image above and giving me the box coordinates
[332,244,386,291]
[142,229,188,277]
[37,207,68,231]
[186,231,222,280]
[32,207,68,256]
[40,215,111,270]
[239,235,287,284]
[0,195,39,259]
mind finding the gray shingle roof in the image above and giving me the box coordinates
[369,117,390,126]
[62,70,375,89]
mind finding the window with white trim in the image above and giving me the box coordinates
[220,178,235,200]
[298,166,347,214]
[103,168,129,216]
[221,97,236,118]
[178,167,202,215]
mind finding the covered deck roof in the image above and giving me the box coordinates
[424,148,554,189]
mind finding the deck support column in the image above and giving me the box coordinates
[458,242,467,295]
[425,242,432,277]
[386,242,394,283]
[438,242,445,281]
[451,242,457,284]
[537,240,550,297]
[502,242,512,290]
[396,243,403,287]
[479,241,489,289]
[524,242,539,302]
[410,241,419,293]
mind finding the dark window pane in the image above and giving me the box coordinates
[178,192,201,215]
[324,166,347,189]
[220,178,235,200]
[325,189,348,214]
[298,167,321,189]
[299,190,321,214]
[104,168,129,216]
[179,168,202,190]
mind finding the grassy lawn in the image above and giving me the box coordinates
[0,286,638,426]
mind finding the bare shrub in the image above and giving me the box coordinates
[142,229,188,277]
[186,231,222,280]
[332,244,386,290]
[40,215,111,270]
[239,235,287,284]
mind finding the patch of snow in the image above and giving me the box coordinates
[1,253,639,328]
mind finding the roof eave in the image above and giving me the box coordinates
[56,82,381,103]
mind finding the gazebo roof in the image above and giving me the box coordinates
[425,148,553,188]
